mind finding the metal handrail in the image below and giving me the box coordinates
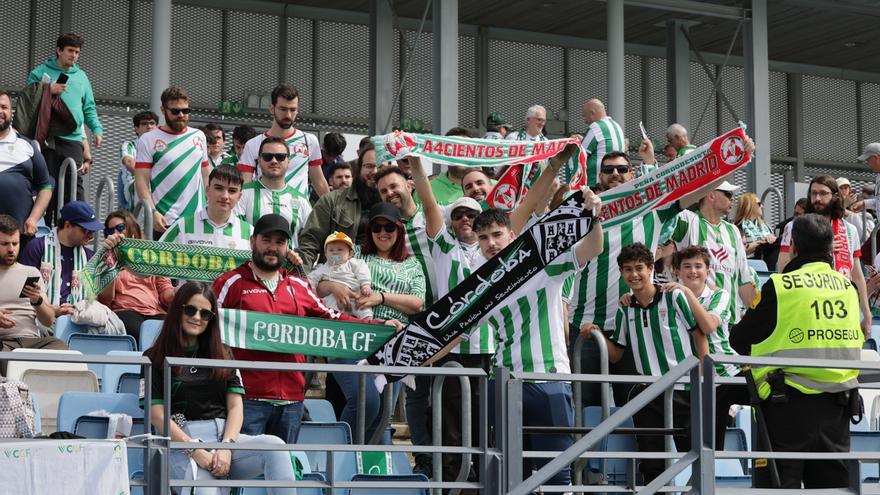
[131,200,154,239]
[760,186,783,225]
[56,157,78,220]
[92,177,115,251]
[162,357,487,495]
[368,382,395,445]
[571,330,611,491]
[430,361,473,495]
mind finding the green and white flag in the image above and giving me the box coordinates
[218,308,396,359]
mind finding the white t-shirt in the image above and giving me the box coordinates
[237,129,321,198]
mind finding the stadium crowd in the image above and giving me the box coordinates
[0,32,877,491]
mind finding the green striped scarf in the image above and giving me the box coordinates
[40,228,88,306]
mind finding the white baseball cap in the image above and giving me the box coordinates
[836,177,851,188]
[445,197,482,224]
[858,143,880,161]
[715,181,740,192]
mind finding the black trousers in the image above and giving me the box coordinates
[754,387,851,488]
[630,385,692,484]
[42,137,85,227]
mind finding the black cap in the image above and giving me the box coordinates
[253,214,291,239]
[369,202,401,223]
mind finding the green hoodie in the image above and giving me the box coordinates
[27,57,103,142]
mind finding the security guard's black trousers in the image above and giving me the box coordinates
[754,387,851,488]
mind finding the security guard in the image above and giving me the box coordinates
[731,213,863,488]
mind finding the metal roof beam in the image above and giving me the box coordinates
[597,0,748,20]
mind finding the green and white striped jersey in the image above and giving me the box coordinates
[135,127,208,225]
[237,130,322,198]
[581,116,626,188]
[402,207,437,305]
[159,209,254,251]
[569,204,679,331]
[667,210,751,323]
[357,253,426,323]
[610,287,699,381]
[478,247,585,375]
[697,285,739,377]
[429,228,495,355]
[235,180,312,249]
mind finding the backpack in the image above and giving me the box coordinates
[0,379,37,438]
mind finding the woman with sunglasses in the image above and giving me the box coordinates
[320,202,425,442]
[144,282,296,494]
[98,210,175,341]
[733,192,776,258]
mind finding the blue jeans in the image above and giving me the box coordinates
[171,418,296,495]
[241,400,304,444]
[331,358,399,444]
[117,169,130,210]
[490,381,574,487]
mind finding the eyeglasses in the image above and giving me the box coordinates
[452,210,478,221]
[370,222,397,234]
[168,108,191,115]
[103,224,125,237]
[260,153,288,162]
[600,165,631,175]
[182,304,214,320]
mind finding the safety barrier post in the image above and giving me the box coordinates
[356,373,367,445]
[56,157,78,221]
[571,331,611,491]
[131,200,154,240]
[760,186,783,225]
[92,177,116,250]
[430,361,473,495]
[368,382,395,445]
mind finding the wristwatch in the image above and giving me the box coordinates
[30,296,43,307]
[221,437,236,444]
[184,437,203,457]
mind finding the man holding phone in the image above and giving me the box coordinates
[27,33,103,227]
[0,215,64,368]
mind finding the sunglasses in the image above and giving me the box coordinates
[721,191,734,199]
[103,224,125,237]
[182,304,214,320]
[168,108,191,115]
[260,153,288,162]
[600,165,631,175]
[451,210,478,221]
[370,222,397,234]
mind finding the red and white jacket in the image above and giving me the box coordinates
[213,262,369,401]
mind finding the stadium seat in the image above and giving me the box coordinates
[56,391,142,434]
[53,315,90,344]
[582,406,637,485]
[748,259,769,272]
[344,474,429,494]
[102,350,143,394]
[67,333,138,386]
[139,319,163,351]
[236,472,327,495]
[849,431,880,481]
[866,338,878,352]
[5,348,88,380]
[724,427,749,472]
[22,369,98,432]
[734,407,753,450]
[304,398,337,422]
[297,421,353,474]
[116,372,142,395]
[756,271,772,288]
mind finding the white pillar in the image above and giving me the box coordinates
[150,0,171,117]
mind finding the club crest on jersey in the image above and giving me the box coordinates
[153,140,167,152]
[193,137,204,150]
[492,184,517,210]
[289,143,309,157]
[709,245,730,264]
[720,136,745,165]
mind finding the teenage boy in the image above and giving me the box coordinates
[160,165,252,250]
[586,242,708,484]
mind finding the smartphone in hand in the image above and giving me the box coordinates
[56,73,69,84]
[19,276,39,298]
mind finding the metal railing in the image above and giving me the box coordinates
[56,157,78,220]
[760,185,783,226]
[92,177,116,251]
[131,200,154,239]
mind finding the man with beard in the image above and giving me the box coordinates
[134,86,210,237]
[778,175,871,337]
[421,127,473,206]
[0,214,63,362]
[460,169,493,203]
[298,143,381,268]
[235,137,311,249]
[213,214,399,444]
[159,165,252,250]
[580,98,626,188]
[0,91,53,251]
[237,83,329,198]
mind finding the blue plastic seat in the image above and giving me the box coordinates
[748,259,769,272]
[236,472,326,495]
[582,406,637,485]
[724,427,749,472]
[139,319,163,351]
[304,398,337,422]
[850,431,880,481]
[53,315,87,345]
[56,391,143,434]
[67,333,138,386]
[344,474,429,495]
[297,422,356,481]
[102,350,143,394]
[116,372,141,394]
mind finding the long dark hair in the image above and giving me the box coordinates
[806,175,845,220]
[105,209,142,240]
[361,217,409,262]
[144,282,233,381]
